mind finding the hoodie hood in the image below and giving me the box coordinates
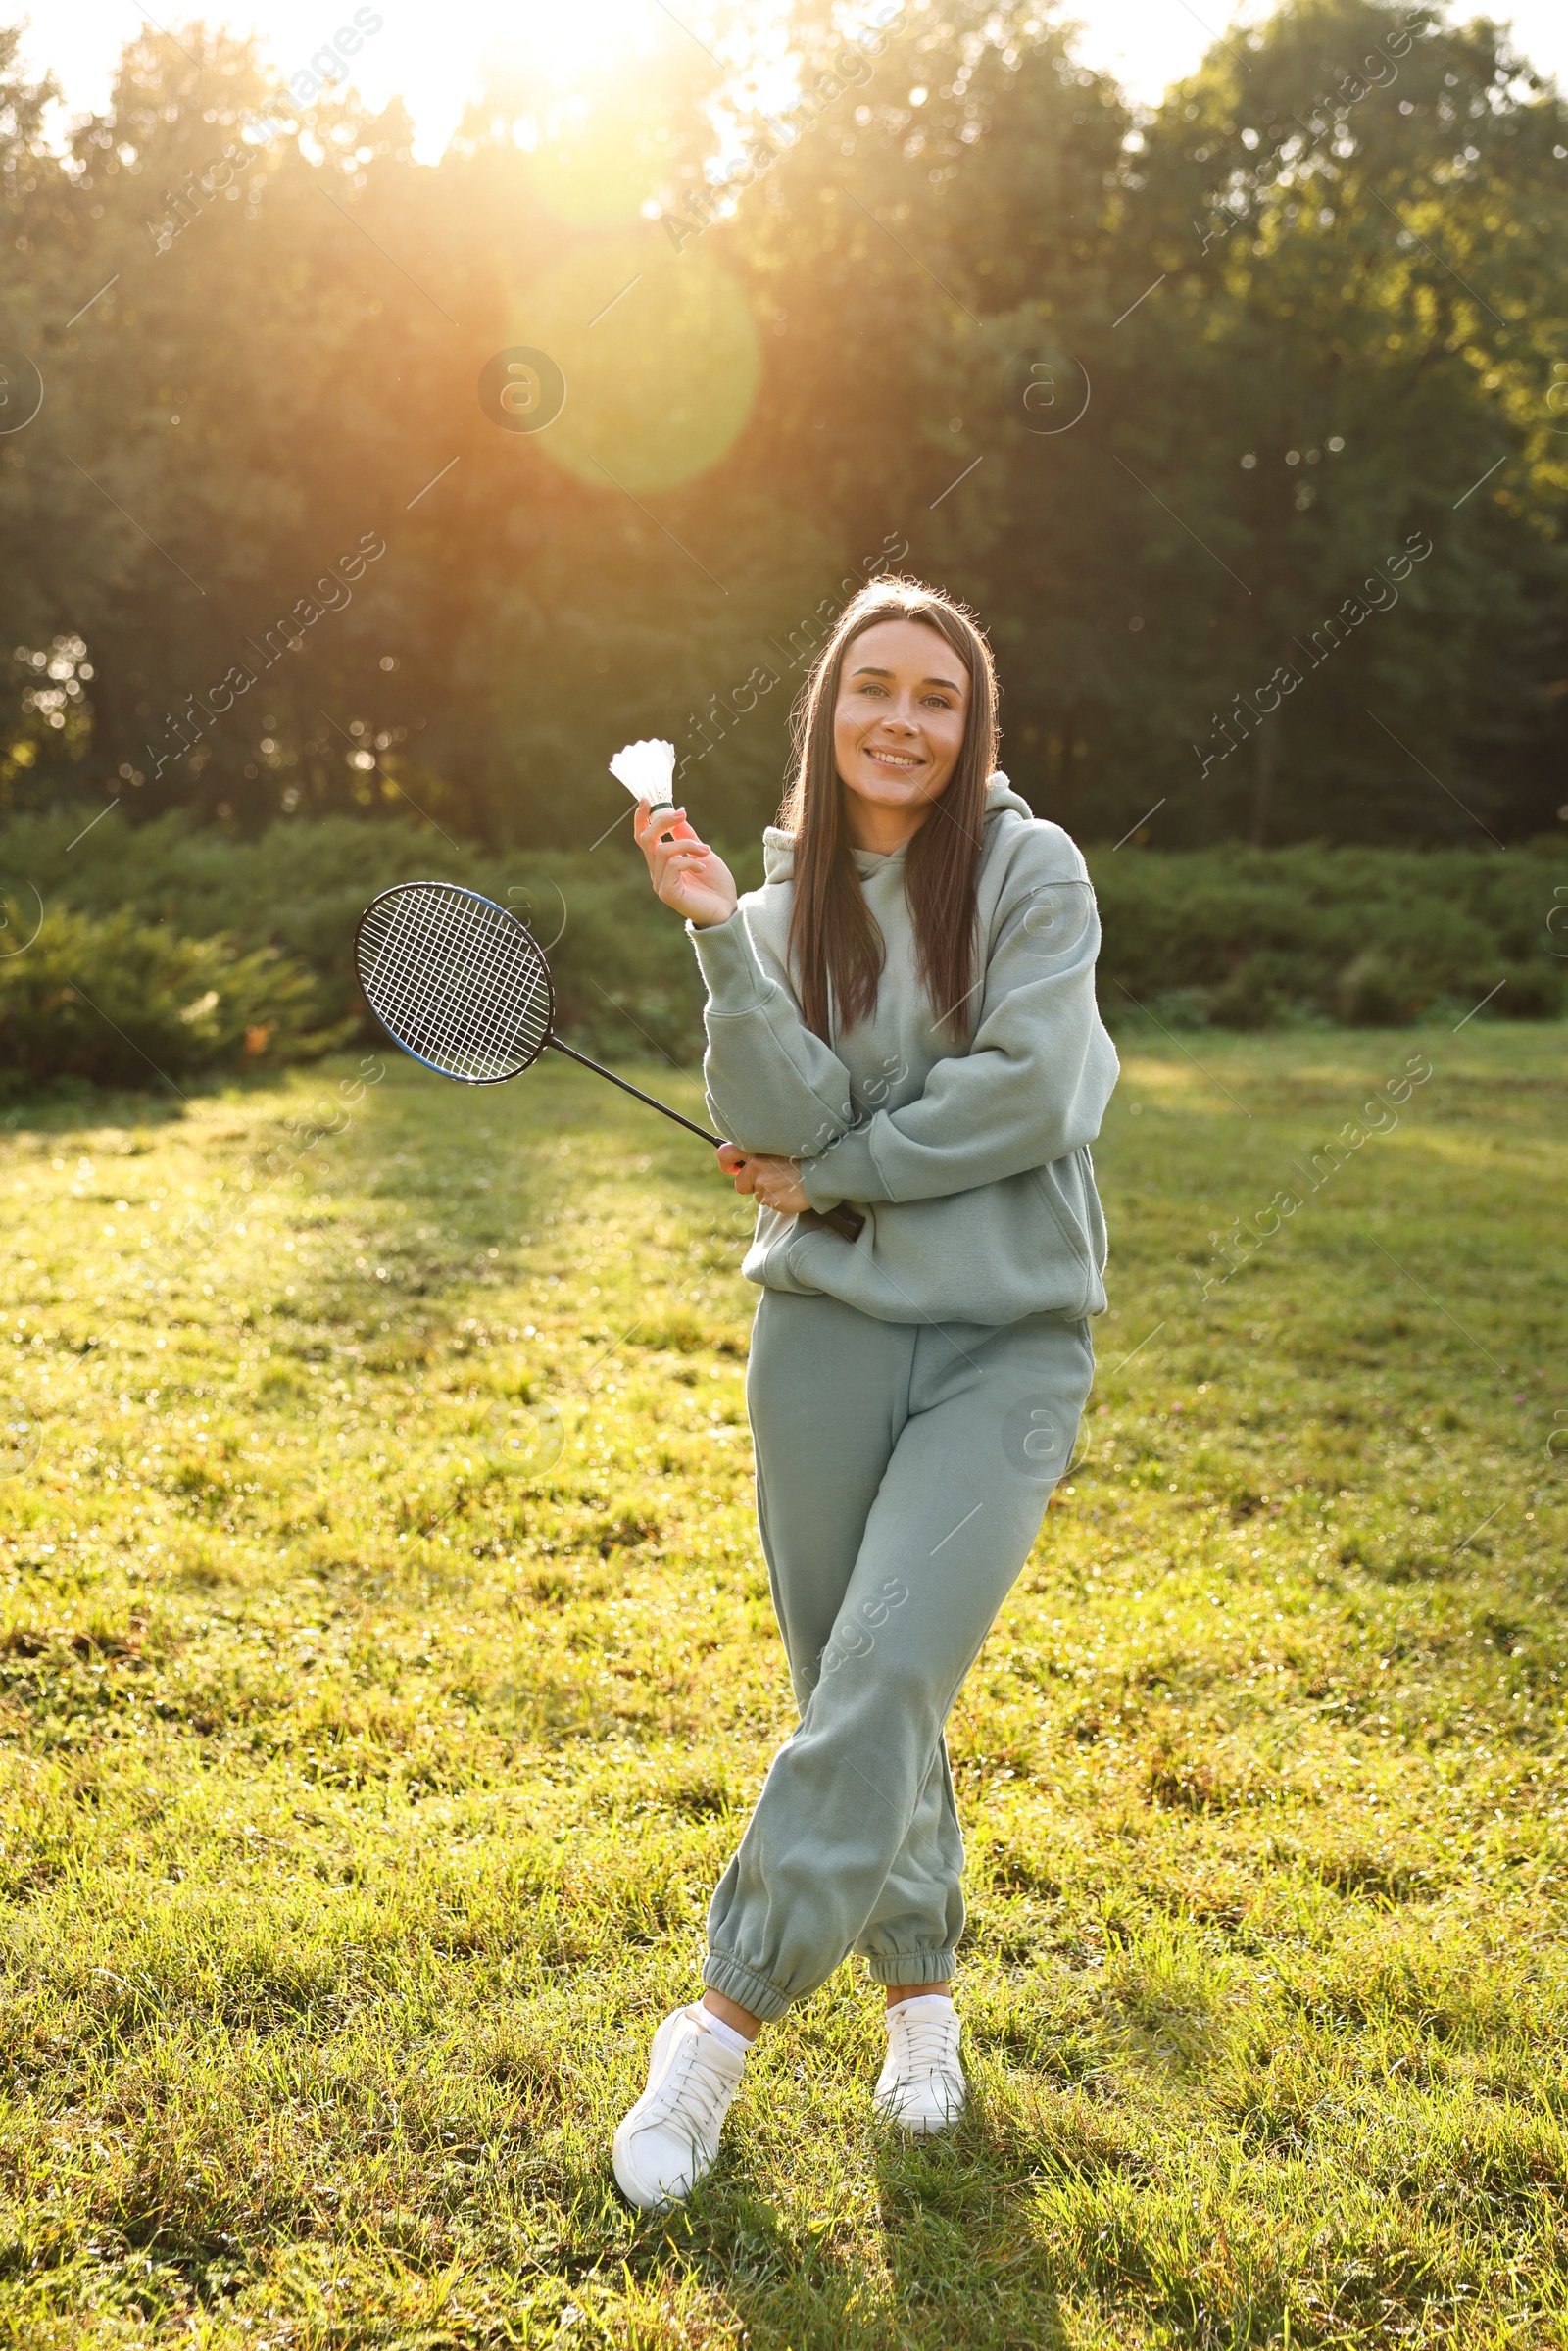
[761,772,1034,885]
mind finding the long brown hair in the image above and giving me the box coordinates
[780,577,999,1043]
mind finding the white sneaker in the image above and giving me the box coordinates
[874,1996,965,2133]
[612,2004,748,2210]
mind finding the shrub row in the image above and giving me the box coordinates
[0,810,710,1078]
[0,810,1562,1088]
[0,903,353,1094]
[1094,840,1567,1029]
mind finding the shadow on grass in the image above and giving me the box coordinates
[873,2122,1071,2351]
[667,2113,1071,2351]
[0,1080,192,1138]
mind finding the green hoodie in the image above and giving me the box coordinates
[687,775,1119,1325]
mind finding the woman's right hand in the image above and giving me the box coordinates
[634,803,739,930]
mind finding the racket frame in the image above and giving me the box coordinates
[354,880,554,1087]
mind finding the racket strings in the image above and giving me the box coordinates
[359,884,553,1081]
[362,890,459,1043]
[384,891,550,1076]
[360,890,466,1055]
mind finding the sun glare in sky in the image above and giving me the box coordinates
[16,0,1568,161]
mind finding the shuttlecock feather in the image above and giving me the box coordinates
[609,738,677,808]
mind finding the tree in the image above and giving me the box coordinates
[1,0,1563,851]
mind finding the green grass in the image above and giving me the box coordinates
[1,1022,1565,2349]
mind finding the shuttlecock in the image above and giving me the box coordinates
[610,738,678,811]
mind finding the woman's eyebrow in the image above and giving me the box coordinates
[849,663,965,693]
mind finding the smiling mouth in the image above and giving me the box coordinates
[864,745,924,771]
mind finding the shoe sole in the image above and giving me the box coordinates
[874,2093,966,2134]
[612,2135,681,2211]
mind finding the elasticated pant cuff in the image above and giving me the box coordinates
[863,1951,957,1988]
[702,1951,793,2025]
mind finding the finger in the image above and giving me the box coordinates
[637,803,691,863]
[716,1143,748,1173]
[648,838,698,896]
[638,808,678,878]
[650,832,704,875]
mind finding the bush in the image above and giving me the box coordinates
[1088,840,1566,1030]
[0,902,352,1092]
[0,808,712,1068]
[0,810,1562,1093]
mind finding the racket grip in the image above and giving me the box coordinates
[722,1145,865,1243]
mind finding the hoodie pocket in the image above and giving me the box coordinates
[1031,1149,1104,1318]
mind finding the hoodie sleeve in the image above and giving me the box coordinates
[687,907,859,1160]
[798,833,1119,1210]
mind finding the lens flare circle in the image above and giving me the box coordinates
[515,235,761,495]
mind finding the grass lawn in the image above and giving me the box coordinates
[1,1021,1565,2349]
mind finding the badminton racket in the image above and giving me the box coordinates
[354,881,865,1242]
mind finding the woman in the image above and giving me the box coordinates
[615,578,1118,2209]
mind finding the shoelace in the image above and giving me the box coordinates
[645,2032,735,2141]
[888,2012,960,2076]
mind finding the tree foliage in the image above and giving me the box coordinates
[1,0,1564,851]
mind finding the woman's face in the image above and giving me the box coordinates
[832,619,971,830]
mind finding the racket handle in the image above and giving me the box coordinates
[719,1145,864,1243]
[810,1201,867,1243]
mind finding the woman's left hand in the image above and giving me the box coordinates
[721,1146,809,1216]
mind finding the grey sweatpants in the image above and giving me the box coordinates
[702,1289,1094,2024]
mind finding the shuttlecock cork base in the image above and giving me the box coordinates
[610,738,678,817]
